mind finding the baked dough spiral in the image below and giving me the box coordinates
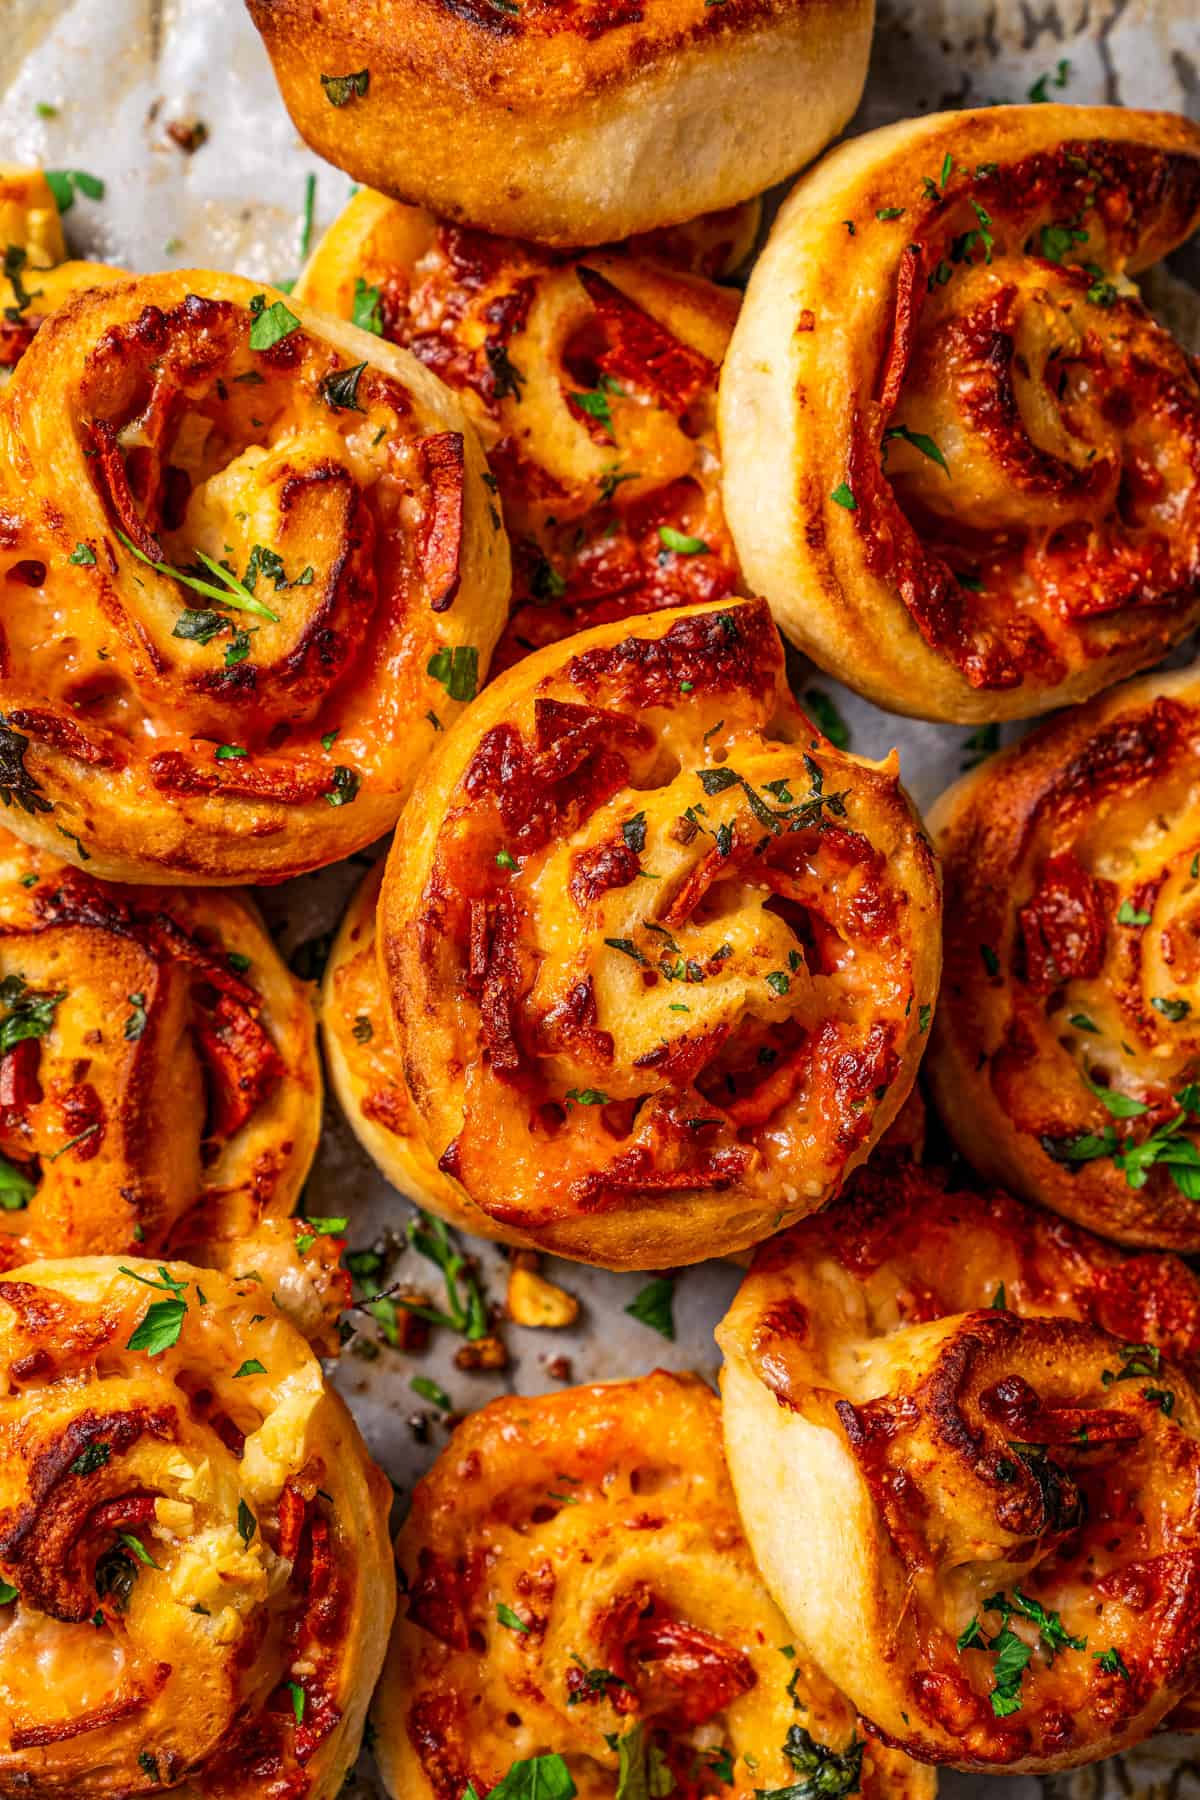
[321,857,490,1239]
[927,663,1200,1251]
[0,166,124,383]
[0,1254,394,1795]
[0,823,319,1267]
[378,596,941,1268]
[298,190,741,672]
[0,269,509,884]
[245,0,873,248]
[716,1163,1200,1773]
[721,104,1200,723]
[373,1369,934,1800]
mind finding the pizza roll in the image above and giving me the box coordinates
[721,105,1200,722]
[0,269,509,884]
[373,1369,933,1800]
[927,664,1200,1250]
[298,190,741,671]
[0,166,125,382]
[321,857,502,1240]
[245,0,873,247]
[0,1255,394,1795]
[378,596,941,1268]
[0,824,319,1267]
[716,1163,1200,1772]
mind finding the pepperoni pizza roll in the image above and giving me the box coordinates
[721,105,1200,723]
[0,165,125,382]
[0,1255,394,1795]
[927,665,1200,1250]
[0,268,509,884]
[716,1163,1200,1773]
[246,0,872,248]
[378,596,941,1268]
[373,1370,934,1800]
[321,857,499,1240]
[0,824,319,1267]
[298,190,740,671]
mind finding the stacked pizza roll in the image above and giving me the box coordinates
[0,0,1196,1793]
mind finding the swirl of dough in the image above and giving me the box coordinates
[0,1255,394,1795]
[927,664,1200,1250]
[372,1369,934,1800]
[0,166,125,382]
[245,0,872,248]
[0,823,319,1266]
[720,104,1200,722]
[0,268,509,883]
[378,596,940,1267]
[298,191,741,671]
[716,1163,1200,1772]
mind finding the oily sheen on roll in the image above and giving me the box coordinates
[716,1164,1200,1773]
[321,857,496,1239]
[245,0,873,247]
[928,665,1200,1250]
[0,165,125,382]
[0,1255,395,1796]
[378,597,941,1267]
[373,1370,934,1800]
[298,189,742,671]
[0,269,509,884]
[0,824,319,1266]
[720,104,1200,722]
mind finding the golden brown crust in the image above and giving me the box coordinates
[321,858,514,1240]
[0,269,509,885]
[373,1370,934,1800]
[720,105,1200,722]
[0,823,320,1268]
[298,190,742,670]
[716,1165,1200,1772]
[927,663,1200,1250]
[378,596,941,1270]
[246,0,873,245]
[0,1255,395,1796]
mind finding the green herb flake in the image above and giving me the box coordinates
[625,1276,676,1341]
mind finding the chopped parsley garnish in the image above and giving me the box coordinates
[233,1359,266,1379]
[124,992,148,1041]
[884,423,949,475]
[1117,899,1151,926]
[116,532,280,623]
[247,294,301,351]
[566,1088,608,1106]
[427,645,479,702]
[830,482,857,511]
[1094,1646,1131,1679]
[756,1726,864,1800]
[45,168,105,214]
[236,1499,257,1547]
[572,387,616,439]
[625,1276,676,1341]
[919,1003,932,1033]
[397,1209,490,1341]
[1041,221,1089,265]
[496,1601,530,1633]
[70,1442,111,1476]
[1152,996,1191,1022]
[471,1756,576,1800]
[352,276,384,334]
[325,765,360,807]
[320,360,367,412]
[320,69,370,107]
[659,526,709,555]
[0,973,64,1054]
[411,1375,452,1411]
[68,541,96,566]
[803,687,850,749]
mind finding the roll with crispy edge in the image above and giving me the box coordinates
[379,596,941,1269]
[297,189,742,672]
[0,269,510,885]
[0,165,126,382]
[716,1164,1200,1773]
[0,1255,395,1796]
[0,824,320,1266]
[321,856,500,1239]
[245,0,873,248]
[373,1370,934,1800]
[927,663,1200,1250]
[720,105,1200,723]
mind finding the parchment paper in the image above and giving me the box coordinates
[1,3,1199,1794]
